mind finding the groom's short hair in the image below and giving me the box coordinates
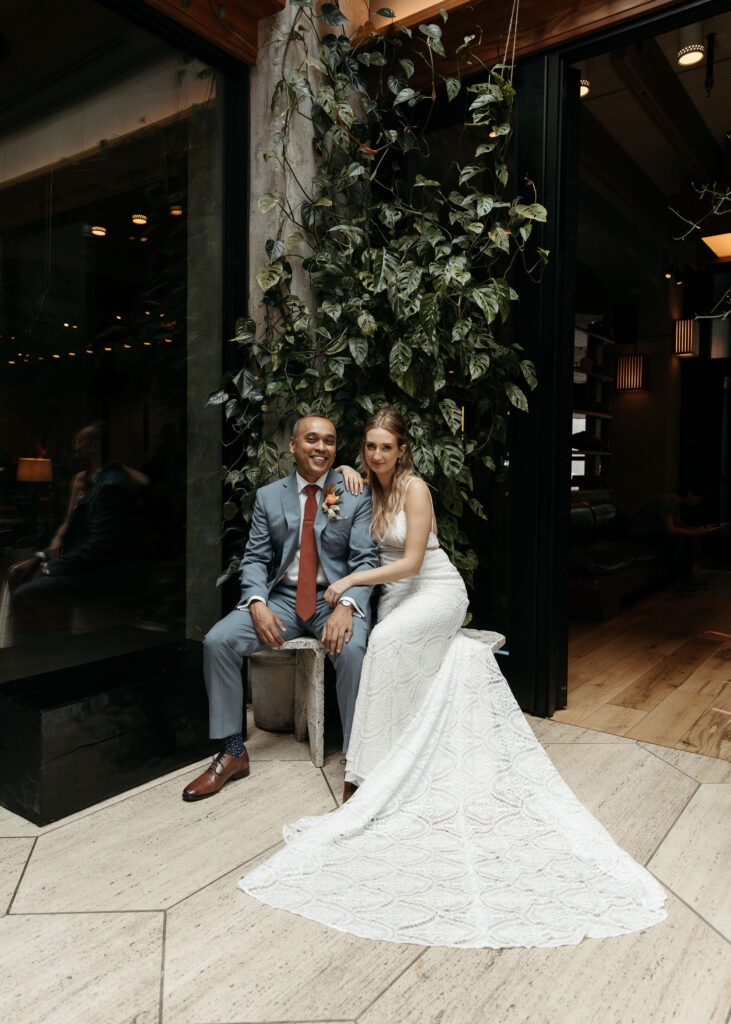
[291,415,335,439]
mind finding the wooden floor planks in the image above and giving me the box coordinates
[561,571,731,760]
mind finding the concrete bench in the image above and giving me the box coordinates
[261,629,506,769]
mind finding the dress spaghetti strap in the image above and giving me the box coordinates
[400,476,437,536]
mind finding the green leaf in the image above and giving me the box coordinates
[520,359,538,389]
[414,174,441,188]
[445,77,460,101]
[514,202,548,222]
[459,164,484,185]
[470,285,499,322]
[393,87,416,106]
[258,193,279,212]
[399,58,415,78]
[439,398,463,435]
[328,223,366,245]
[265,238,285,261]
[469,351,490,380]
[419,292,440,337]
[468,497,487,520]
[314,196,333,207]
[505,383,529,412]
[349,336,369,364]
[286,231,305,248]
[489,225,510,252]
[389,338,412,376]
[320,3,348,25]
[357,311,376,336]
[207,389,229,406]
[321,299,342,321]
[323,374,344,391]
[419,23,442,40]
[436,439,464,477]
[371,248,399,292]
[256,263,283,291]
[223,500,238,521]
[412,443,435,476]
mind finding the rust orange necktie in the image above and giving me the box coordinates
[296,484,319,620]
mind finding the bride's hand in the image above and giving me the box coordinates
[324,576,352,607]
[336,465,365,495]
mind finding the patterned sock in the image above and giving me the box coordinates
[223,732,245,758]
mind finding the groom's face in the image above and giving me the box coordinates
[290,417,337,482]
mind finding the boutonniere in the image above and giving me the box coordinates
[323,483,343,520]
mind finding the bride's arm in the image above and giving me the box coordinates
[323,479,432,606]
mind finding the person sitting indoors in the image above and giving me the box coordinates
[627,481,718,595]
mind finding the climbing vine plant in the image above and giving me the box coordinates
[211,1,548,586]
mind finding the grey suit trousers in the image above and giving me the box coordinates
[203,584,369,753]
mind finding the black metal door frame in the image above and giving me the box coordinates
[506,0,729,716]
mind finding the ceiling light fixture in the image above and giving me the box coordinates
[677,23,705,66]
[169,204,183,216]
[579,78,591,98]
[132,213,147,225]
[91,225,107,237]
[701,233,731,259]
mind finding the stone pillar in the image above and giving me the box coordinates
[186,91,224,637]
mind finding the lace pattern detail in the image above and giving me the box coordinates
[240,513,667,947]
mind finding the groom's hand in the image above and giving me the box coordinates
[250,601,286,647]
[321,603,353,655]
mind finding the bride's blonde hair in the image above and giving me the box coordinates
[360,408,416,542]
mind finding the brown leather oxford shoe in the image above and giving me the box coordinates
[342,781,358,803]
[182,750,250,801]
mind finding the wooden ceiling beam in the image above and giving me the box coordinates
[359,0,681,73]
[138,0,286,65]
[610,38,722,181]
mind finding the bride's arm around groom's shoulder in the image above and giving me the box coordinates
[333,473,379,613]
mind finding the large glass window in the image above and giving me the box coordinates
[0,0,224,679]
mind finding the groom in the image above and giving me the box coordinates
[183,414,378,800]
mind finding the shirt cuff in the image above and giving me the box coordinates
[339,597,364,618]
[236,595,266,610]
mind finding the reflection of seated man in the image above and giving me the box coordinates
[627,482,718,595]
[8,422,149,636]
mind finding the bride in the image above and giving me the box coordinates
[239,407,667,948]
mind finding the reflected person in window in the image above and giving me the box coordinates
[8,422,148,637]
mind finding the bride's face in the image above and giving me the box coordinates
[363,427,407,481]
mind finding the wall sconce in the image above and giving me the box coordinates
[132,213,148,225]
[616,354,646,391]
[675,319,700,357]
[17,458,53,482]
[579,78,591,98]
[677,23,704,66]
[91,225,107,237]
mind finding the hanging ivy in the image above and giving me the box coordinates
[210,1,548,586]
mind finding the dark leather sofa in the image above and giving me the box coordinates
[568,490,666,620]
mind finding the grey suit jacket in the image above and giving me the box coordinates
[239,469,379,615]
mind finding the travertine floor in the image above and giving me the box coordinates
[2,711,730,1024]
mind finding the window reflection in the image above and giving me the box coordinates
[0,0,222,676]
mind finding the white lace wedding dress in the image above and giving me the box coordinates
[239,512,667,948]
